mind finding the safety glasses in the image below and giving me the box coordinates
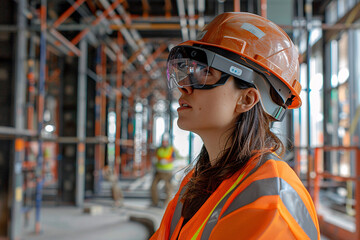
[167,45,257,90]
[166,45,293,121]
[167,58,231,89]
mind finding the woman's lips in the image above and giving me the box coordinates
[178,99,192,111]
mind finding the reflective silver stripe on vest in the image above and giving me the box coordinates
[221,177,318,240]
[200,185,235,240]
[169,187,186,239]
[200,153,277,240]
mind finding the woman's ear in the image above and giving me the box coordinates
[235,88,260,113]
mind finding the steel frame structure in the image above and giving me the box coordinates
[4,0,360,239]
[296,146,360,240]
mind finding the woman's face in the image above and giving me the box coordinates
[176,68,243,135]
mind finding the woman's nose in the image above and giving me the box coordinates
[178,85,193,95]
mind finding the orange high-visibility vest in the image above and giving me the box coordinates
[150,153,320,240]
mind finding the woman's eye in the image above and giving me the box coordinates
[197,67,211,76]
[178,63,187,70]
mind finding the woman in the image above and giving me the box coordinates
[151,12,320,240]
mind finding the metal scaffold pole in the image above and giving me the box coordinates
[35,0,47,234]
[94,46,101,194]
[76,39,87,207]
[11,0,27,238]
[94,45,106,194]
[115,32,123,176]
[305,0,313,192]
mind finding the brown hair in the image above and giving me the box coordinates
[181,79,285,220]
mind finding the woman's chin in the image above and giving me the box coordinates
[177,120,193,132]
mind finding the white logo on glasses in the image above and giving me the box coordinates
[229,66,242,76]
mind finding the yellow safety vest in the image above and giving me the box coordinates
[156,146,174,171]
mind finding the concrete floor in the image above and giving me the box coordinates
[22,198,165,240]
[21,164,188,240]
[20,199,333,240]
[20,200,332,240]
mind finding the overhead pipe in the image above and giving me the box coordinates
[45,31,73,55]
[99,0,138,51]
[143,43,167,67]
[86,31,99,46]
[105,0,164,80]
[104,45,117,61]
[65,0,131,63]
[64,0,124,62]
[113,0,132,25]
[53,0,86,28]
[96,0,163,99]
[103,49,136,73]
[123,48,144,69]
[177,0,189,41]
[86,68,131,97]
[104,38,136,71]
[64,0,99,47]
[49,28,81,56]
[71,0,123,45]
[128,30,157,74]
[110,2,154,67]
[129,28,151,56]
[25,4,81,56]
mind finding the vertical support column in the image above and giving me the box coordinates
[120,100,129,176]
[188,132,193,164]
[94,46,102,194]
[305,0,312,145]
[94,45,106,194]
[115,33,123,176]
[35,0,47,234]
[167,89,173,144]
[147,100,154,170]
[10,0,27,238]
[27,36,36,131]
[101,44,107,175]
[11,139,25,240]
[234,0,240,12]
[313,147,320,209]
[356,148,360,239]
[76,40,87,207]
[305,0,313,190]
[260,0,267,18]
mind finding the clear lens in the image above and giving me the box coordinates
[167,59,211,89]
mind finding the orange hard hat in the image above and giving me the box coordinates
[179,12,301,110]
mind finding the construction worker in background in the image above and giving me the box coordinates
[103,165,123,207]
[151,133,175,208]
[151,12,320,239]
